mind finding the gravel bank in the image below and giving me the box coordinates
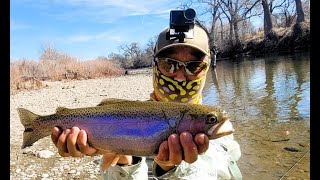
[10,74,153,179]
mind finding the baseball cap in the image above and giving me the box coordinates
[154,25,211,57]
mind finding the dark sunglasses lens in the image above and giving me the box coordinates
[158,58,178,73]
[186,61,208,74]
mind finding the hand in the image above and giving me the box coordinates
[51,127,133,171]
[51,127,98,157]
[100,154,133,171]
[154,132,209,172]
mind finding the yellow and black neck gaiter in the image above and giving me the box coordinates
[150,65,207,104]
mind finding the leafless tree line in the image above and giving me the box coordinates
[181,0,309,53]
[111,0,309,68]
[107,37,156,69]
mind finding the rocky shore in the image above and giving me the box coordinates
[10,74,153,179]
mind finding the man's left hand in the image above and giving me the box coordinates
[154,131,209,172]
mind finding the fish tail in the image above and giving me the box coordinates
[17,108,44,149]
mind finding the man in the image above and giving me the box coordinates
[51,25,242,179]
[211,45,217,67]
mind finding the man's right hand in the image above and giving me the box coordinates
[51,126,133,171]
[51,127,97,157]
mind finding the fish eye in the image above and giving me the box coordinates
[206,114,217,124]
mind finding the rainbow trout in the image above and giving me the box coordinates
[18,98,233,156]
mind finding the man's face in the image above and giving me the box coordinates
[157,46,208,82]
[152,46,209,103]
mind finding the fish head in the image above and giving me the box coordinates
[205,110,234,139]
[178,109,234,139]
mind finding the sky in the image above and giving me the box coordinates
[10,0,265,61]
[10,0,185,61]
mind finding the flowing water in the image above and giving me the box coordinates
[202,52,310,180]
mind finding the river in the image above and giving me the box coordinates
[202,52,310,179]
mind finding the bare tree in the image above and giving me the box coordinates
[272,0,296,27]
[111,42,154,69]
[261,0,273,38]
[145,36,156,58]
[239,19,255,41]
[302,0,310,22]
[141,37,157,67]
[180,0,222,61]
[219,0,261,46]
[294,0,305,23]
[214,16,229,48]
[196,0,221,44]
[119,42,142,68]
[218,16,225,44]
[218,1,235,44]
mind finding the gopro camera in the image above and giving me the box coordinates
[170,8,196,32]
[167,8,196,42]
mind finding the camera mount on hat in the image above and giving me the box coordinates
[166,8,196,43]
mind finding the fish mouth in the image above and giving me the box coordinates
[207,120,234,139]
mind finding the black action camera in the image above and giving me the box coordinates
[166,8,196,42]
[170,8,196,32]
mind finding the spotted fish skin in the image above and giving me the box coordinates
[18,98,232,156]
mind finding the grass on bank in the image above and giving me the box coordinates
[10,52,125,94]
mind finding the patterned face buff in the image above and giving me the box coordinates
[151,64,208,104]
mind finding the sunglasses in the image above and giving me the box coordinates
[154,57,208,76]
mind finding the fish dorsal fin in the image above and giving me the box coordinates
[97,98,130,106]
[56,107,70,113]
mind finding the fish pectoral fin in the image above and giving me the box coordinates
[56,107,71,113]
[97,98,130,106]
